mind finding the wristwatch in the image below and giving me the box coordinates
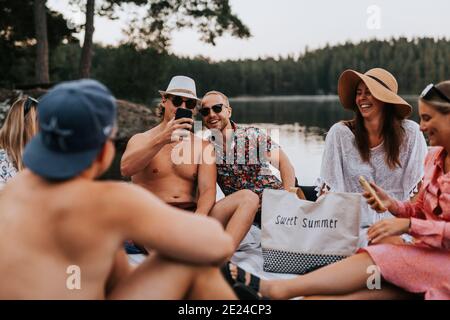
[400,233,414,244]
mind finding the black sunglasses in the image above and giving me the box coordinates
[420,84,450,104]
[24,96,39,116]
[199,104,223,117]
[167,95,197,110]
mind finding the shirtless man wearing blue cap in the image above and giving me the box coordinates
[0,79,236,299]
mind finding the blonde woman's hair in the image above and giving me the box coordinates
[420,80,450,115]
[0,97,39,170]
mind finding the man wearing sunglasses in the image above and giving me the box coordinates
[121,76,213,215]
[200,91,297,228]
[121,77,260,254]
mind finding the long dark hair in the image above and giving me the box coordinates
[343,105,405,169]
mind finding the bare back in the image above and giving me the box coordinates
[131,125,204,204]
[0,171,124,299]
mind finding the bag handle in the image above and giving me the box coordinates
[288,187,306,200]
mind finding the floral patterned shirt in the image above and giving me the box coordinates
[210,122,283,225]
[0,149,17,185]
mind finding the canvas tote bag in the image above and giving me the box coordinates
[261,189,361,274]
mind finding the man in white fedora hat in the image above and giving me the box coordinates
[121,76,259,257]
[158,75,200,101]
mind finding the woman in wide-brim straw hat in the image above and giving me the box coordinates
[338,68,412,118]
[316,68,428,248]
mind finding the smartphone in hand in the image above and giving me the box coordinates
[359,176,387,211]
[175,108,194,133]
[175,108,193,122]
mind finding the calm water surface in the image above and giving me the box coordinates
[228,95,420,185]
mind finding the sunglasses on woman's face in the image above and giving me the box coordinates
[24,96,39,116]
[420,84,450,103]
[167,95,197,109]
[199,104,224,117]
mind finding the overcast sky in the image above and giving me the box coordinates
[48,0,450,61]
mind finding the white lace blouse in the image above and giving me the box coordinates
[0,149,17,186]
[316,120,428,230]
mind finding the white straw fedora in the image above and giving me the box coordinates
[158,75,200,101]
[338,68,412,118]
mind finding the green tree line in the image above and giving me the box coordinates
[1,0,250,84]
[2,37,449,103]
[166,37,450,97]
[90,37,450,102]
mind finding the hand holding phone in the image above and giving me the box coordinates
[175,108,194,132]
[175,108,193,122]
[359,176,387,212]
[171,108,194,141]
[158,108,194,144]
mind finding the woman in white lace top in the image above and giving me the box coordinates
[316,68,428,246]
[0,96,39,187]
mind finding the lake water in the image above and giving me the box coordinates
[104,95,421,186]
[227,95,421,185]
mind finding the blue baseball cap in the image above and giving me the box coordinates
[23,79,117,180]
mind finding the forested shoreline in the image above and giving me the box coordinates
[2,1,448,104]
[2,37,449,104]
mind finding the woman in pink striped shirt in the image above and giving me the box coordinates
[231,81,450,300]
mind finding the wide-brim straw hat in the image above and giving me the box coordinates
[338,68,412,118]
[158,75,200,101]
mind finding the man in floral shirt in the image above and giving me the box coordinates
[200,91,297,226]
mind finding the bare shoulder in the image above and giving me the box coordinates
[128,126,161,145]
[146,125,161,137]
[90,180,163,220]
[94,180,153,205]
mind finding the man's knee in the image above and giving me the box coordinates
[237,190,260,208]
[138,253,196,275]
[194,265,219,278]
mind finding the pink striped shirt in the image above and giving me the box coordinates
[395,147,450,249]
